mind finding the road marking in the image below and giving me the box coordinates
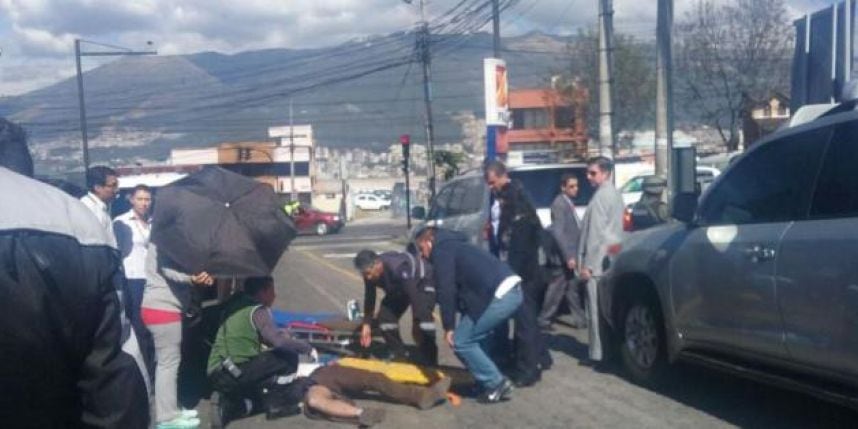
[323,253,358,259]
[292,241,400,251]
[298,249,363,284]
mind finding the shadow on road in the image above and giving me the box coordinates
[544,332,858,428]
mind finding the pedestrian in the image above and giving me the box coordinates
[208,276,318,428]
[0,118,150,427]
[354,249,438,365]
[538,174,587,329]
[484,160,551,387]
[578,156,625,363]
[302,365,451,427]
[414,227,522,403]
[142,242,215,429]
[80,165,119,248]
[114,184,155,372]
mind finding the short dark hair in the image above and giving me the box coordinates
[414,227,436,244]
[560,173,578,187]
[130,184,152,197]
[587,156,614,175]
[483,160,508,179]
[0,118,33,177]
[244,276,274,296]
[87,165,118,191]
[353,250,378,272]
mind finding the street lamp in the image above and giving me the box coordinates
[75,39,157,173]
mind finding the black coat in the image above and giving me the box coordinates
[496,180,543,283]
[429,229,515,331]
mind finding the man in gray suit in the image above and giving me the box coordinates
[578,156,624,362]
[538,174,587,329]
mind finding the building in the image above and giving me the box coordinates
[499,85,588,164]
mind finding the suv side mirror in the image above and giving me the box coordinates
[411,206,427,220]
[672,192,698,224]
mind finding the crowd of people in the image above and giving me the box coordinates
[0,114,626,428]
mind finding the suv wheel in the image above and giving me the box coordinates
[619,290,667,385]
[315,222,329,236]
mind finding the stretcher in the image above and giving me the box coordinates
[272,309,359,353]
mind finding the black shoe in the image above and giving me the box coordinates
[511,370,541,388]
[211,392,247,429]
[477,378,513,404]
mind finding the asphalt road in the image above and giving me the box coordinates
[193,216,858,429]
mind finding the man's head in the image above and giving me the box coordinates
[354,250,384,282]
[560,174,579,199]
[0,118,33,177]
[129,185,152,219]
[483,160,510,193]
[414,227,436,259]
[586,156,613,188]
[245,276,276,306]
[87,166,119,203]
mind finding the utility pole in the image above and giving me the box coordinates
[655,0,674,187]
[74,39,156,173]
[417,0,437,199]
[289,99,297,202]
[597,0,615,158]
[492,0,501,58]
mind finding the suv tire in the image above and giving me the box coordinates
[315,222,329,236]
[619,288,667,386]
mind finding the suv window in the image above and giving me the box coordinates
[446,177,484,216]
[510,167,592,208]
[810,122,858,219]
[698,127,830,225]
[622,177,643,193]
[428,184,454,219]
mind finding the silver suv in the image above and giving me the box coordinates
[602,108,858,406]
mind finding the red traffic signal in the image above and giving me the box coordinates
[399,134,410,145]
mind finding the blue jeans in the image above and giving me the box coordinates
[453,286,523,389]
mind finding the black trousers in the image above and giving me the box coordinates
[376,285,438,365]
[513,278,552,377]
[209,351,303,412]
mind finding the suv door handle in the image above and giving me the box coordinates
[744,244,776,262]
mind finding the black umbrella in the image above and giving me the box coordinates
[151,166,296,277]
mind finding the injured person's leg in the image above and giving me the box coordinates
[304,384,386,427]
[309,365,451,410]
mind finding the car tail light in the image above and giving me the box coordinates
[623,207,634,232]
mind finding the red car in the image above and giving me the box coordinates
[292,205,343,236]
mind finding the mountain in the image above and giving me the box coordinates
[0,32,573,172]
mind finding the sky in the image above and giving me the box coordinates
[0,0,834,96]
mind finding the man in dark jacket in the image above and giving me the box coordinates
[415,227,522,404]
[354,249,437,365]
[0,118,150,428]
[485,161,551,386]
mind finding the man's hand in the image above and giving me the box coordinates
[190,271,214,286]
[360,324,372,348]
[566,259,577,271]
[579,267,592,281]
[445,330,455,348]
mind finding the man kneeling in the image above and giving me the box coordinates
[207,277,316,428]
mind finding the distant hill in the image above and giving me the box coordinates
[0,31,577,172]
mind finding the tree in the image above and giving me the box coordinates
[561,28,657,146]
[433,150,465,181]
[676,0,793,151]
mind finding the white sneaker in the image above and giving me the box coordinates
[180,409,199,419]
[156,416,200,429]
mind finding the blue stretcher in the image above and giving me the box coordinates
[271,309,357,354]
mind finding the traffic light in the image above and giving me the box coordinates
[400,134,410,172]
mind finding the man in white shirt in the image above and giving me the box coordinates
[114,184,154,371]
[80,165,119,248]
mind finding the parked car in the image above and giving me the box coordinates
[601,107,858,408]
[354,193,390,211]
[292,205,343,235]
[411,163,594,246]
[619,166,721,207]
